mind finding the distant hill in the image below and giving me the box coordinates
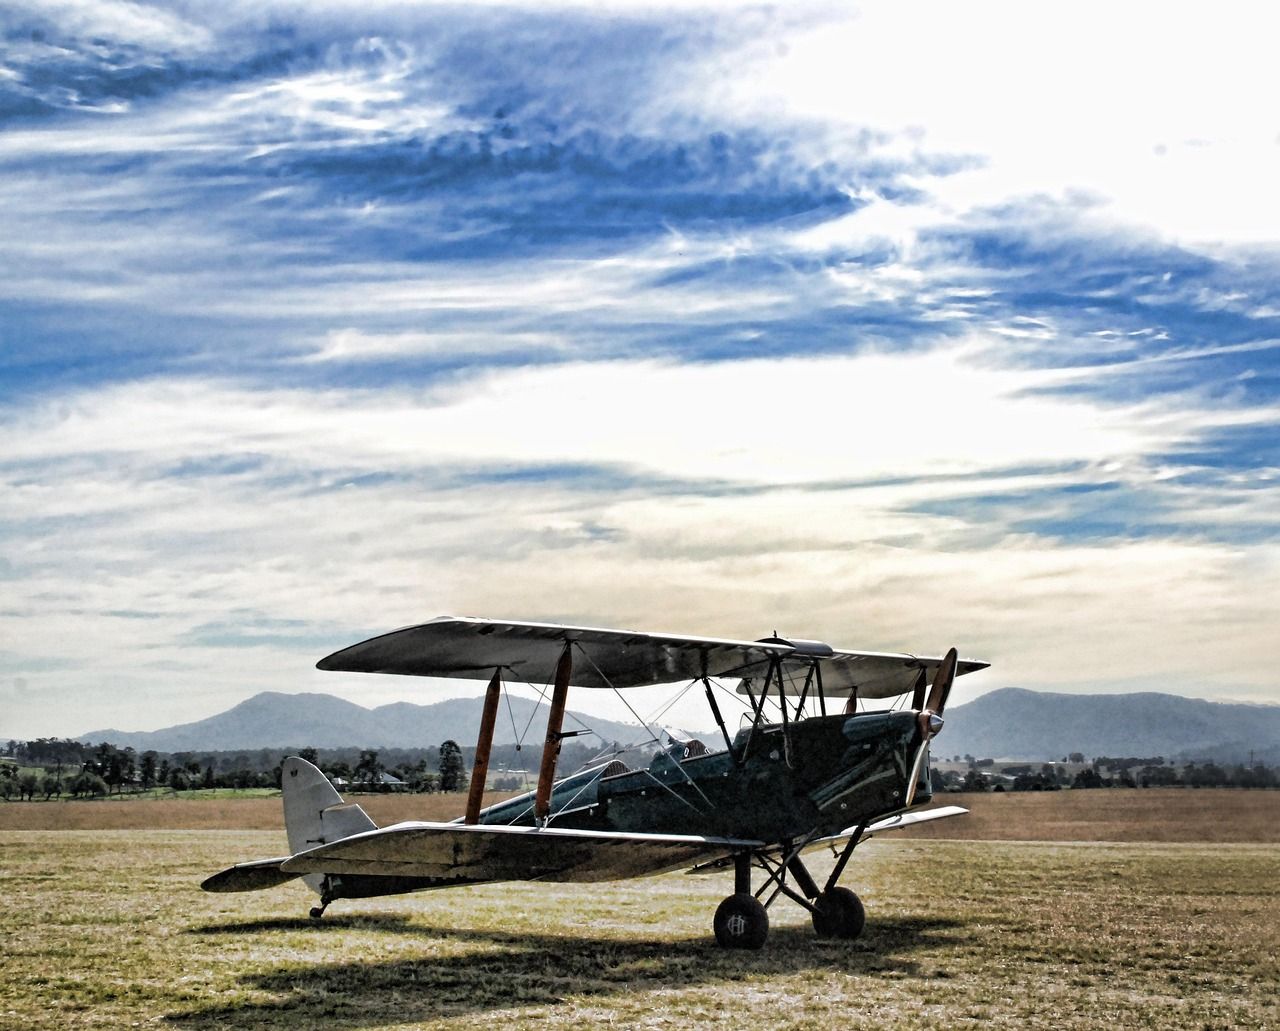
[939,688,1280,764]
[76,687,1280,765]
[79,692,656,752]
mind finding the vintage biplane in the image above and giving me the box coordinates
[203,617,988,948]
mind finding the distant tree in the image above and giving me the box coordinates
[40,773,62,800]
[439,740,466,792]
[18,773,39,801]
[1072,767,1104,789]
[393,759,437,793]
[202,764,215,789]
[139,751,158,790]
[1069,752,1085,764]
[354,750,384,789]
[298,747,319,766]
[69,771,108,797]
[158,759,171,787]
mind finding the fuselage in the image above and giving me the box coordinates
[477,709,931,844]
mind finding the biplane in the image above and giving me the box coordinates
[203,616,988,948]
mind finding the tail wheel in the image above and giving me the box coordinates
[713,892,769,949]
[811,887,866,940]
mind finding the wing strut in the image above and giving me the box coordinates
[465,667,503,825]
[534,643,573,825]
[702,677,737,761]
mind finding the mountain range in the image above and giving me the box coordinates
[75,687,1280,764]
[78,691,653,753]
[939,688,1280,764]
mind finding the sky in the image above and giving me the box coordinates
[2,0,1279,741]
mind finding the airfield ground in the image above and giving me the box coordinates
[1,790,1277,1030]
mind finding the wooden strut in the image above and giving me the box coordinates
[464,668,503,825]
[534,643,574,825]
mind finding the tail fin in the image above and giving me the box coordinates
[282,756,377,895]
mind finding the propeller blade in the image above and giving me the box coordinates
[923,647,958,717]
[910,667,927,711]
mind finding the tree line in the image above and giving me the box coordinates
[941,758,1279,793]
[0,736,565,800]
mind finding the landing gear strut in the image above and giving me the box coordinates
[714,852,769,949]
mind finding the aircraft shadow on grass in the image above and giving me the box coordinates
[170,914,963,1029]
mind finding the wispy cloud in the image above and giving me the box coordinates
[1,1,1278,737]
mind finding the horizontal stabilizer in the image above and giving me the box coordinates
[281,821,764,884]
[201,857,299,893]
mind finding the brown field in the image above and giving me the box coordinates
[3,789,1277,1030]
[3,787,1278,840]
[2,831,1276,1030]
[0,791,516,832]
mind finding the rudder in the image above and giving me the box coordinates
[282,756,377,895]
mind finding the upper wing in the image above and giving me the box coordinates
[279,820,764,883]
[316,616,787,689]
[317,615,988,698]
[764,651,990,700]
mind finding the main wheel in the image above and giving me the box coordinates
[811,887,866,940]
[713,892,769,949]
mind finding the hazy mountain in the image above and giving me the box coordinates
[76,687,1280,765]
[938,688,1280,764]
[79,691,659,752]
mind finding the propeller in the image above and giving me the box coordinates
[906,647,958,807]
[918,646,958,739]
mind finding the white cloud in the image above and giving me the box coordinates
[695,1,1280,247]
[4,332,1278,735]
[2,338,1237,484]
[19,0,214,53]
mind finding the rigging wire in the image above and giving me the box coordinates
[572,643,715,812]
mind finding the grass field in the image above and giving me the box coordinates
[2,792,1277,1030]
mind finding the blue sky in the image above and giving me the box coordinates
[2,1,1278,739]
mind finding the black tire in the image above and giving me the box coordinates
[811,887,865,940]
[713,892,769,949]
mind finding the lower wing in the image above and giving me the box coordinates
[279,821,765,884]
[812,804,970,849]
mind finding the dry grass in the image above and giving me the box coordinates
[897,788,1280,842]
[0,792,516,831]
[1,830,1276,1031]
[4,787,1278,841]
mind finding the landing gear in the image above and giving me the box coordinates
[811,886,866,940]
[714,833,868,947]
[309,880,336,920]
[714,893,769,949]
